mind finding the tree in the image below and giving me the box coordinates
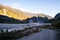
[52,19,60,29]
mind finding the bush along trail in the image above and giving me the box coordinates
[0,26,41,40]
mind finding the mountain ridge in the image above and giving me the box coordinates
[0,4,52,20]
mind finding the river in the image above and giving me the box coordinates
[17,29,60,40]
[0,23,51,31]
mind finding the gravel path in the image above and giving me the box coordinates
[17,29,57,40]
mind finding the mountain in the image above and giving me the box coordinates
[0,15,24,24]
[48,13,60,23]
[51,13,60,28]
[0,4,32,20]
[24,12,52,19]
[0,4,53,24]
[0,15,49,24]
[54,13,60,20]
[24,16,50,23]
[0,4,52,20]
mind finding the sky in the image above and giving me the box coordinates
[0,0,60,17]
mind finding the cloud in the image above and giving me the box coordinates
[9,3,21,8]
[9,3,32,12]
[8,3,40,13]
[9,3,29,11]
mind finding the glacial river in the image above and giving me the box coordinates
[0,23,51,31]
[17,29,60,40]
